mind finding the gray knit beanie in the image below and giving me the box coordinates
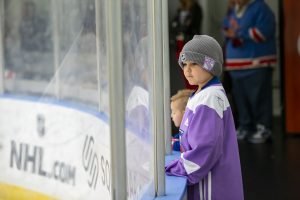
[178,35,223,77]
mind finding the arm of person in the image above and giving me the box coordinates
[236,3,276,42]
[165,102,224,184]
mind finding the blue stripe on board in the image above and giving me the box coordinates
[0,94,109,123]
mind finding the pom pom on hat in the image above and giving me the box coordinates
[178,35,224,77]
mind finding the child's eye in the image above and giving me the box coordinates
[191,63,197,66]
[182,63,187,67]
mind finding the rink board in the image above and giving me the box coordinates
[0,96,111,200]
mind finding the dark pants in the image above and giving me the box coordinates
[229,68,273,131]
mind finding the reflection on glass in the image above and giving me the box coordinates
[57,0,98,108]
[3,0,108,112]
[1,0,111,199]
[4,0,53,83]
[123,0,154,199]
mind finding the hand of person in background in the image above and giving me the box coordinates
[223,18,244,47]
[223,27,236,38]
[223,18,238,38]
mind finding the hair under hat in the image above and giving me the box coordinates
[178,35,223,77]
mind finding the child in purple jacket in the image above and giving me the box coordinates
[165,35,244,200]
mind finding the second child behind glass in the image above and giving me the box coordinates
[170,89,193,151]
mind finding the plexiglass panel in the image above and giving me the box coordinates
[3,0,108,110]
[3,0,54,95]
[56,0,101,109]
[122,1,154,199]
[0,0,111,199]
[96,0,109,115]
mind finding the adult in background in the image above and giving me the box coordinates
[223,0,276,143]
[170,0,203,90]
[19,1,48,52]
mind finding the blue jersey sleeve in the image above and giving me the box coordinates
[236,2,275,42]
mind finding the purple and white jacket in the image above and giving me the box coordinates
[165,78,244,200]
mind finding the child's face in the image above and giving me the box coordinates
[171,101,185,127]
[182,61,213,87]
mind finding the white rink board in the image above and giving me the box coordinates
[0,97,111,200]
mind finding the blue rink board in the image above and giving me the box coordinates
[158,151,187,200]
[142,151,187,200]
